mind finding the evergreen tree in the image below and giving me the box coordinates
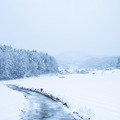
[0,44,58,80]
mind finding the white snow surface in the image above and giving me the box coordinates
[1,69,120,120]
[0,84,27,120]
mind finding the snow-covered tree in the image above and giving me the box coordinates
[0,45,58,80]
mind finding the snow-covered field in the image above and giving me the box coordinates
[0,69,120,120]
[0,85,27,120]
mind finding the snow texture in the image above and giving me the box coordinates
[1,69,120,120]
[0,84,27,120]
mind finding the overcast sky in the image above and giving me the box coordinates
[0,0,120,57]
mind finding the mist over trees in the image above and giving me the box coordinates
[116,57,120,68]
[77,57,119,70]
[0,45,58,80]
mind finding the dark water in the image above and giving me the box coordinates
[8,85,76,120]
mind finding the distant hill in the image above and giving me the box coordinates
[55,51,119,70]
[81,57,118,69]
[55,51,91,67]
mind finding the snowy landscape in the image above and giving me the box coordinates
[0,0,120,120]
[0,46,120,120]
[0,68,120,120]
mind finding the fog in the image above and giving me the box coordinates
[0,0,120,58]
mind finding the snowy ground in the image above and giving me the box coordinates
[0,69,120,120]
[0,84,27,120]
